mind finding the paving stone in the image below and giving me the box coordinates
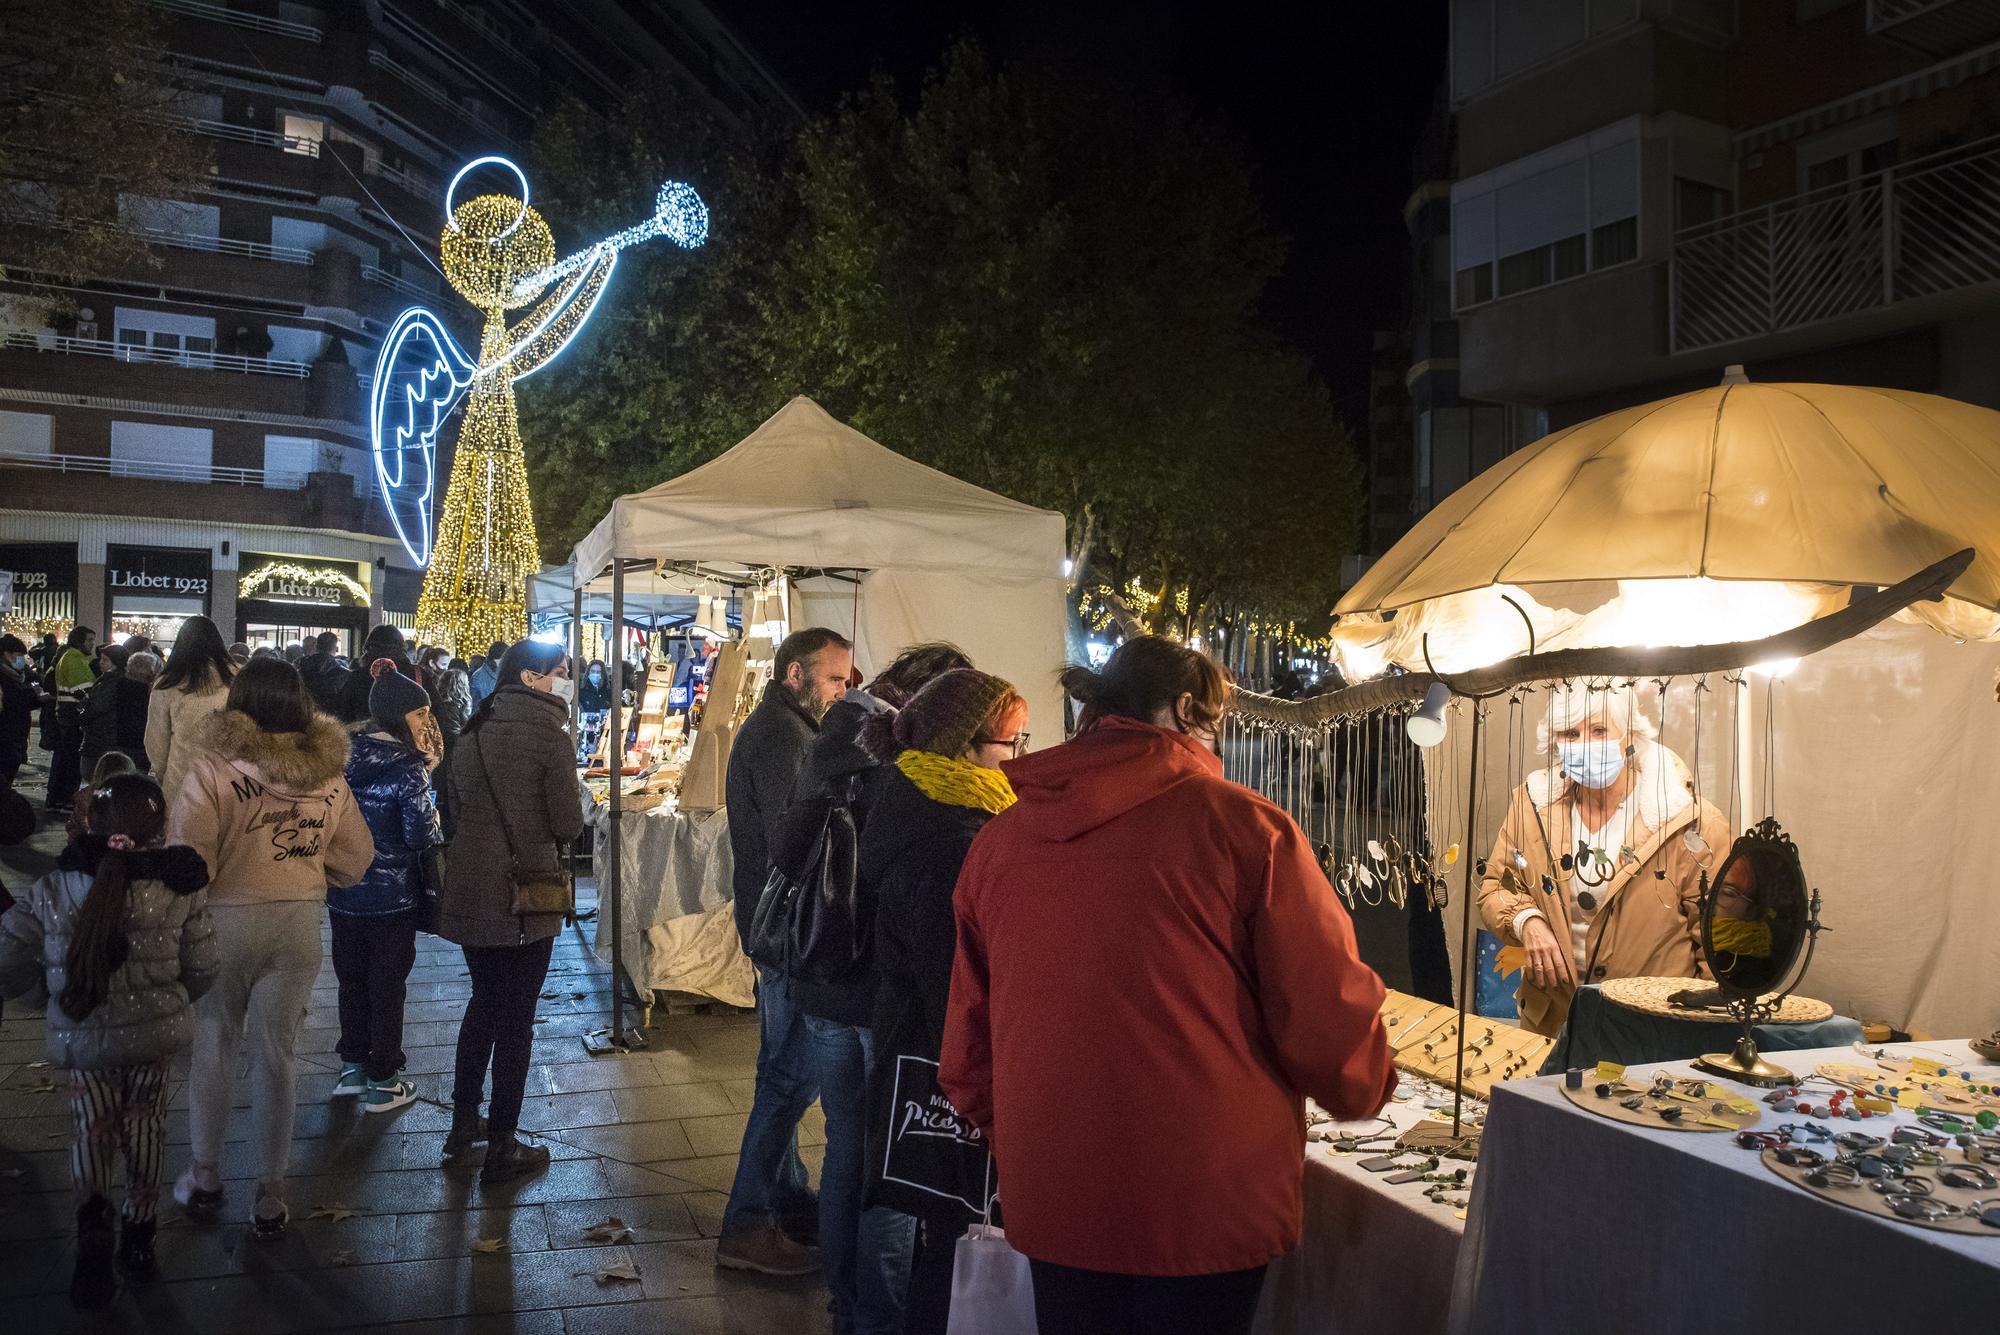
[679,1113,753,1160]
[558,1295,738,1335]
[542,1193,700,1247]
[392,1202,553,1261]
[554,1118,698,1164]
[609,1082,738,1124]
[534,1058,664,1096]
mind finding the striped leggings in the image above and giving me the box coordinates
[68,1057,172,1222]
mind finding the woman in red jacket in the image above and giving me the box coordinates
[939,636,1396,1335]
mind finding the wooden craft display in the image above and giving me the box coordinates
[1378,989,1553,1100]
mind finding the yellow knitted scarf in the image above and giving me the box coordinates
[895,749,1018,815]
[1711,918,1773,959]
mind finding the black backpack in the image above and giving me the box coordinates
[747,773,870,983]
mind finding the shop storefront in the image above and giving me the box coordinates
[0,542,79,639]
[104,544,211,646]
[236,552,370,656]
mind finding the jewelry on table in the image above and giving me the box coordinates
[1938,1163,2000,1191]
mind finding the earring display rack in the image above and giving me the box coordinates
[1379,989,1554,1100]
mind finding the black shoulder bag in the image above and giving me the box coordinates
[746,774,869,982]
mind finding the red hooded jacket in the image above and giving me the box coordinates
[939,717,1395,1276]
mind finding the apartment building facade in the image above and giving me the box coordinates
[0,0,794,654]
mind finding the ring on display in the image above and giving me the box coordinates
[1872,1174,1934,1197]
[1938,1163,2000,1191]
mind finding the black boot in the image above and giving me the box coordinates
[70,1198,117,1310]
[479,1136,551,1185]
[118,1216,157,1281]
[443,1107,490,1157]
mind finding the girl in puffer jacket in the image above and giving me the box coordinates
[0,772,216,1310]
[329,661,444,1114]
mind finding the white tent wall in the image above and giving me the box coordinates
[1424,621,1998,1037]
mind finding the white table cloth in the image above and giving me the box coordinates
[1256,1094,1469,1335]
[1448,1040,2000,1334]
[590,800,735,996]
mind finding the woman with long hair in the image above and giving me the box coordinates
[438,638,584,1183]
[0,772,215,1308]
[938,636,1396,1335]
[169,658,374,1238]
[144,615,234,807]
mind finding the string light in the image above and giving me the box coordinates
[368,157,710,656]
[237,561,370,606]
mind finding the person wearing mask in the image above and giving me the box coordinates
[78,644,131,778]
[468,640,509,704]
[297,631,350,715]
[1477,683,1730,1037]
[0,772,215,1309]
[0,634,34,790]
[716,627,853,1276]
[47,625,99,814]
[169,658,374,1239]
[438,639,585,1183]
[763,644,979,1331]
[144,616,235,809]
[939,637,1397,1335]
[578,658,612,714]
[839,666,1021,1335]
[334,625,414,725]
[118,653,160,769]
[330,661,444,1114]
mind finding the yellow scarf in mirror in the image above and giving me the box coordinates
[1711,918,1773,958]
[895,749,1017,815]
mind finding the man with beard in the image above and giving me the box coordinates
[716,627,852,1277]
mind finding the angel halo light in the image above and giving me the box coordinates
[371,154,708,655]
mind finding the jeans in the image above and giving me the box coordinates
[330,908,419,1081]
[451,936,554,1143]
[1029,1260,1271,1335]
[187,902,322,1191]
[46,706,80,806]
[721,965,819,1237]
[804,1015,917,1335]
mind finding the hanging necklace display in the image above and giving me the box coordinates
[1683,675,1711,859]
[1652,678,1676,881]
[1335,717,1358,909]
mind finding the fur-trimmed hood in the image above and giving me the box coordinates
[1524,736,1693,834]
[191,708,351,796]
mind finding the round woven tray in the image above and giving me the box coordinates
[1599,975,1833,1025]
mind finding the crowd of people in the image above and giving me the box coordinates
[0,616,586,1309]
[0,617,1398,1335]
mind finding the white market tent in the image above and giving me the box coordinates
[570,395,1069,728]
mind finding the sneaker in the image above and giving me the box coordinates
[443,1108,490,1157]
[361,1075,417,1114]
[715,1225,823,1277]
[118,1217,158,1281]
[70,1199,117,1310]
[172,1167,224,1220]
[331,1063,367,1098]
[479,1136,551,1185]
[252,1193,288,1241]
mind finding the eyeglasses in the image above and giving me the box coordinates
[976,732,1030,757]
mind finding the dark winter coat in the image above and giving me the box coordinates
[862,765,995,1221]
[298,651,350,715]
[0,661,33,758]
[578,672,612,715]
[335,732,443,917]
[81,671,152,771]
[725,681,820,954]
[0,845,216,1070]
[440,686,584,948]
[428,667,473,743]
[775,691,891,1024]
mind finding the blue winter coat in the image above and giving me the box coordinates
[333,731,442,916]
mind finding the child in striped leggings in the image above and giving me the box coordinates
[0,772,214,1309]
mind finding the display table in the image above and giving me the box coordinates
[1535,984,1863,1074]
[1449,1040,2000,1334]
[589,797,742,1001]
[1254,1094,1469,1335]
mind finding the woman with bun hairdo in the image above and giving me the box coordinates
[938,635,1396,1335]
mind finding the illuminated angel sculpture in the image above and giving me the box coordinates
[372,155,708,654]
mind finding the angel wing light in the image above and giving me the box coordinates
[368,156,707,654]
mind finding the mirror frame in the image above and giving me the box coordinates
[1699,816,1812,1001]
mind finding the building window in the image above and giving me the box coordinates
[109,421,212,482]
[1451,117,1642,309]
[1456,264,1494,307]
[1675,177,1733,231]
[0,409,53,459]
[281,113,324,157]
[1592,217,1638,267]
[111,308,216,367]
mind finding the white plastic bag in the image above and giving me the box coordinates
[944,1222,1037,1335]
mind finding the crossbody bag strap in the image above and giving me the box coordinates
[469,730,523,865]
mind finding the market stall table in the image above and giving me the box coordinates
[587,792,743,1003]
[1448,1040,2000,1334]
[1254,1091,1471,1335]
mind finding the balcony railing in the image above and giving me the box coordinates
[371,159,436,200]
[0,447,264,486]
[362,264,439,303]
[152,0,321,42]
[367,48,506,134]
[190,117,321,157]
[0,330,311,378]
[1669,133,2000,353]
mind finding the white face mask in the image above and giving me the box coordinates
[547,676,574,703]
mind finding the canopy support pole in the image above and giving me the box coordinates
[609,557,627,1050]
[1450,704,1484,1140]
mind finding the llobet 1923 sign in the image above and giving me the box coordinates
[104,545,212,603]
[238,553,368,608]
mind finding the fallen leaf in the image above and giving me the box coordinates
[592,1261,641,1284]
[472,1236,508,1254]
[582,1216,633,1245]
[18,1078,57,1094]
[26,1060,49,1069]
[309,1203,361,1222]
[570,992,586,1001]
[539,992,559,1000]
[532,1015,549,1024]
[328,1249,355,1267]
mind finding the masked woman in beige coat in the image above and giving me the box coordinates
[1477,684,1732,1038]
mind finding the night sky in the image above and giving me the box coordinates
[727,1,1449,433]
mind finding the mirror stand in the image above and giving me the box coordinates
[1695,996,1798,1088]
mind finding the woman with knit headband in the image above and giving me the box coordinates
[855,668,1027,1335]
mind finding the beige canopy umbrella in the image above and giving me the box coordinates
[1342,382,2000,641]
